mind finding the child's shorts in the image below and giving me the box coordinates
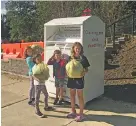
[55,78,67,88]
[67,77,84,89]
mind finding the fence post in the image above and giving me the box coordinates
[113,23,115,48]
[132,13,135,36]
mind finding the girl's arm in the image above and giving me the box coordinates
[32,75,40,82]
[81,67,89,76]
[26,57,34,69]
[80,56,90,69]
[84,67,89,73]
[81,56,90,76]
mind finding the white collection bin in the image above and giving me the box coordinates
[44,16,105,105]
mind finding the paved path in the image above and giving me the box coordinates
[1,73,136,126]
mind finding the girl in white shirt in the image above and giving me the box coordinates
[32,54,53,118]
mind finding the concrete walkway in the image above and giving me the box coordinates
[1,73,136,126]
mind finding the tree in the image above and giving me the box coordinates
[5,1,37,41]
[127,1,136,12]
[1,14,10,40]
[5,1,133,41]
[35,1,90,40]
[90,1,128,37]
[34,1,52,41]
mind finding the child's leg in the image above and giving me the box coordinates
[41,85,48,107]
[77,89,84,115]
[53,87,59,105]
[58,78,66,101]
[59,78,66,100]
[55,78,60,99]
[60,87,64,100]
[56,87,60,99]
[31,76,35,100]
[35,85,41,113]
[70,88,76,113]
[28,76,35,102]
[67,88,77,118]
[57,87,64,105]
[54,78,60,104]
[41,85,54,111]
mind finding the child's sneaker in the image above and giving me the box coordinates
[44,106,54,111]
[58,99,64,105]
[53,98,59,105]
[67,112,77,119]
[75,114,85,122]
[32,98,35,105]
[28,100,33,105]
[28,98,35,105]
[32,98,35,102]
[35,111,46,118]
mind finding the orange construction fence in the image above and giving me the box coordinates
[1,41,44,58]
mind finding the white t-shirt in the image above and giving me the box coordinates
[34,79,45,85]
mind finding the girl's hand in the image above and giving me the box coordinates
[84,68,88,73]
[81,68,88,76]
[81,71,86,77]
[50,55,55,61]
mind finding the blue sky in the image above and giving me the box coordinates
[1,1,7,14]
[1,0,35,14]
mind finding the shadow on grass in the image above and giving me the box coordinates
[105,64,120,70]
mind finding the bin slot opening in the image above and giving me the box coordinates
[46,26,81,42]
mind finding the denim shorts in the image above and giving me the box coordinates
[55,78,67,88]
[67,78,84,89]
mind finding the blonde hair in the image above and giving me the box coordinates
[32,54,42,63]
[71,42,84,58]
